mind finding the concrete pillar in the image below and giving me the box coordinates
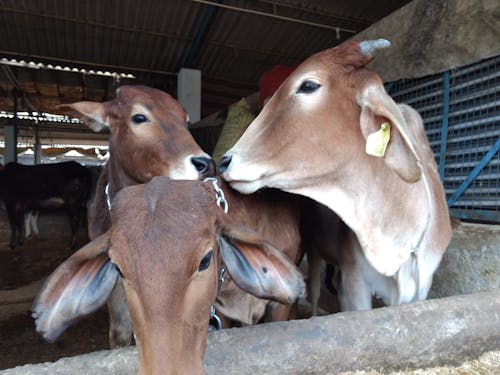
[177,68,201,123]
[4,89,18,164]
[4,124,17,164]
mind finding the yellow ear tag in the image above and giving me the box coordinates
[365,122,391,157]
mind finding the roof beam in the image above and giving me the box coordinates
[0,7,189,43]
[255,0,372,27]
[182,1,221,68]
[191,0,358,33]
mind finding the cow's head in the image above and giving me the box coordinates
[59,85,214,182]
[32,177,305,375]
[219,39,422,194]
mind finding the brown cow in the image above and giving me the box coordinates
[33,177,305,375]
[59,85,215,347]
[220,39,452,310]
[60,85,303,345]
[214,180,302,325]
[59,85,215,240]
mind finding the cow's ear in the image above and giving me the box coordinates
[32,233,118,342]
[357,85,422,183]
[217,227,305,305]
[57,102,110,132]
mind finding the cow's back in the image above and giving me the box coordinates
[2,161,90,200]
[224,184,302,263]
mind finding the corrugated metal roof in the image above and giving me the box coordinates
[0,0,411,122]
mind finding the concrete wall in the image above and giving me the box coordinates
[354,0,500,81]
[429,221,500,299]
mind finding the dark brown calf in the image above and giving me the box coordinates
[33,178,305,375]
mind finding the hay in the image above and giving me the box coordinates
[211,97,256,162]
[340,350,500,375]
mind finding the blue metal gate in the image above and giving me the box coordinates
[387,55,500,223]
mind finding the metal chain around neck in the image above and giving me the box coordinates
[204,177,229,214]
[105,183,112,210]
[209,265,226,332]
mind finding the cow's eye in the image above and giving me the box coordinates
[131,113,149,124]
[297,80,321,94]
[198,250,213,272]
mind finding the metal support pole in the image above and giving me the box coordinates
[34,119,42,164]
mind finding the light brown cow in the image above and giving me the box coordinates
[59,85,215,347]
[32,177,306,375]
[220,39,452,310]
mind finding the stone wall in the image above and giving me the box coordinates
[429,221,500,298]
[354,0,500,81]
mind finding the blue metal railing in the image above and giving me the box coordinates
[388,55,500,223]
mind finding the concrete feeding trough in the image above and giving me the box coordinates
[3,289,500,374]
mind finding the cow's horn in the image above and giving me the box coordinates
[359,39,391,56]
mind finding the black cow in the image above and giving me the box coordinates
[0,161,91,249]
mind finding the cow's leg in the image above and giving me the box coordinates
[9,217,19,249]
[24,212,32,239]
[66,206,81,249]
[394,250,438,305]
[218,313,235,329]
[337,229,373,311]
[337,266,372,310]
[31,211,40,238]
[6,203,22,249]
[266,301,294,322]
[415,250,443,302]
[307,247,325,316]
[8,214,18,249]
[17,211,26,246]
[107,280,134,348]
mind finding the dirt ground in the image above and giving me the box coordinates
[0,221,110,370]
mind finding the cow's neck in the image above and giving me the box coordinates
[291,161,431,277]
[106,155,140,200]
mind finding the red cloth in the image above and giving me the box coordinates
[258,65,296,109]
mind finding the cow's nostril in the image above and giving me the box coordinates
[218,155,232,174]
[191,156,215,177]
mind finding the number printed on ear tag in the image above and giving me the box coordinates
[365,122,391,157]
